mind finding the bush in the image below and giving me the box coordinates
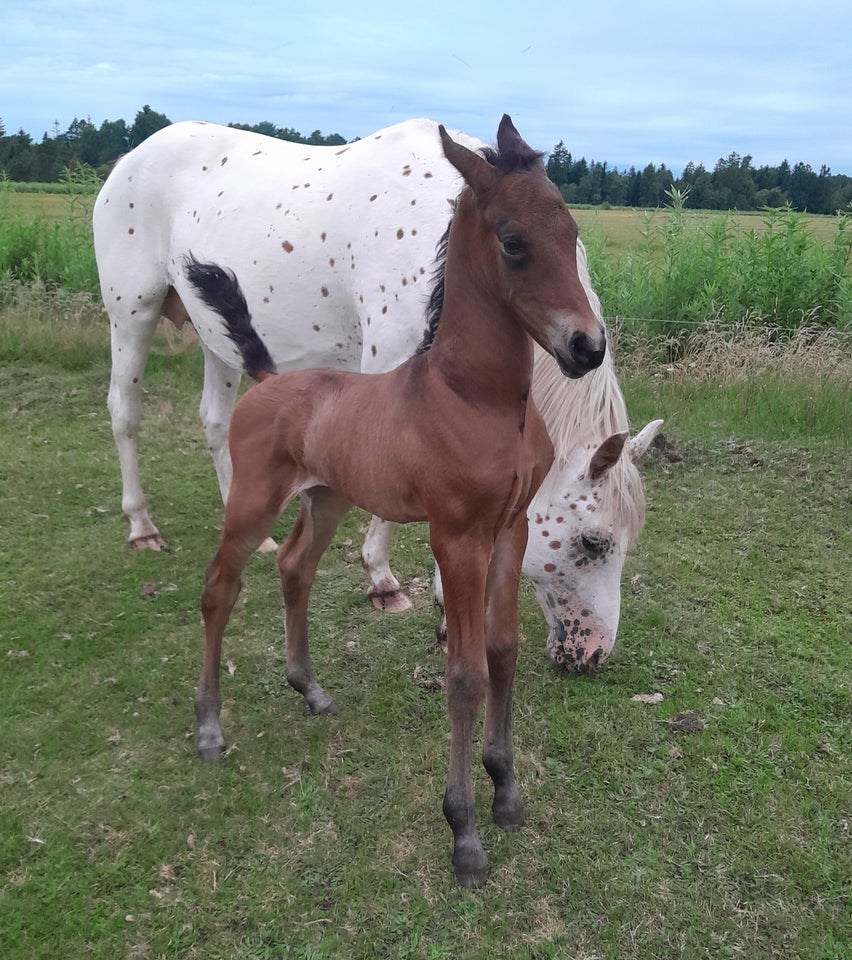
[0,171,99,294]
[587,189,852,346]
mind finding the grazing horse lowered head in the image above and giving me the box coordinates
[190,116,605,888]
[93,114,661,673]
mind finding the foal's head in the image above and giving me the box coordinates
[439,115,605,378]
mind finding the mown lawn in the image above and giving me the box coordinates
[1,322,849,959]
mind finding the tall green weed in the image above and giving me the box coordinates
[586,189,852,342]
[0,170,99,294]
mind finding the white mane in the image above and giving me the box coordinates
[531,240,646,547]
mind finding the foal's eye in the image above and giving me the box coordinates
[501,235,524,258]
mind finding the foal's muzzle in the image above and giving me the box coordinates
[554,330,607,378]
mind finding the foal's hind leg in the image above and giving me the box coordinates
[196,493,285,761]
[278,487,351,716]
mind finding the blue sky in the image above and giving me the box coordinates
[3,0,851,174]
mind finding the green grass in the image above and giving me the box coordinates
[0,296,849,958]
[3,182,851,332]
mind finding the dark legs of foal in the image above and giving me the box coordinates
[277,487,350,715]
[482,520,526,832]
[195,485,348,760]
[433,520,526,889]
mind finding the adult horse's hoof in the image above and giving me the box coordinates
[368,588,413,613]
[435,618,448,654]
[131,533,165,551]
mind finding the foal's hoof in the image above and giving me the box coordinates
[368,589,413,614]
[451,835,488,889]
[198,744,225,763]
[257,537,278,554]
[492,807,524,832]
[305,688,339,716]
[455,864,488,890]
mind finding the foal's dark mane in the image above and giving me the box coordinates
[416,139,545,354]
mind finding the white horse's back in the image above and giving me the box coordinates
[94,119,477,374]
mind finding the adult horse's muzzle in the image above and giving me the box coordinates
[553,329,607,378]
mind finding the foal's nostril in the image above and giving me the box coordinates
[569,330,606,372]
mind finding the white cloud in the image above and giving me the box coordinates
[1,0,851,173]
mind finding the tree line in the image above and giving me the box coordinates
[2,105,851,215]
[546,142,852,215]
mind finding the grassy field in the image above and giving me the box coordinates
[4,185,850,335]
[0,293,849,958]
[5,187,844,252]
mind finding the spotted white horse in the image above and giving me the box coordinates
[93,119,661,672]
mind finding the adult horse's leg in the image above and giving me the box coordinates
[107,304,164,549]
[432,564,448,649]
[361,517,412,612]
[198,343,240,503]
[198,346,278,554]
[278,487,351,716]
[430,528,491,889]
[482,520,528,832]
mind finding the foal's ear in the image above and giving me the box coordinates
[439,125,497,197]
[496,114,535,161]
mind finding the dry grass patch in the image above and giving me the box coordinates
[613,321,852,382]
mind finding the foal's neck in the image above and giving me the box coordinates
[426,207,534,405]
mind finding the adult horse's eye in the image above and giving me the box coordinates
[578,534,608,558]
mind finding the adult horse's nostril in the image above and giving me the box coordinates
[568,330,606,373]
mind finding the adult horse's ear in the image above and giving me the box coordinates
[588,431,628,481]
[626,419,664,463]
[439,125,497,197]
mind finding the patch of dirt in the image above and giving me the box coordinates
[651,433,682,462]
[668,711,706,734]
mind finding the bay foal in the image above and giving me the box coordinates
[193,117,605,887]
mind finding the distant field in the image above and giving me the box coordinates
[4,189,845,255]
[4,190,96,224]
[3,185,850,329]
[572,205,844,259]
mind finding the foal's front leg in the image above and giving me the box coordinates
[482,520,528,831]
[431,530,491,889]
[196,487,284,761]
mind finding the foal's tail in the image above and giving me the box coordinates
[183,254,277,382]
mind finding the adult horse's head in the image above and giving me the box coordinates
[524,419,663,673]
[439,115,606,378]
